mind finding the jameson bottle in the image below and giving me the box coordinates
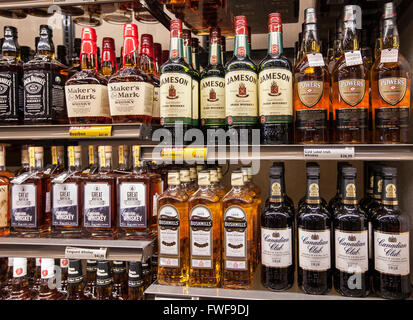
[333,167,369,297]
[200,27,226,136]
[225,16,258,142]
[373,167,411,299]
[261,166,294,291]
[297,166,332,295]
[258,13,293,144]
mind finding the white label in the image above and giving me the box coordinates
[65,84,110,118]
[335,230,368,273]
[307,53,325,67]
[225,260,246,270]
[374,231,410,275]
[261,227,292,268]
[153,86,160,118]
[159,257,179,268]
[65,246,107,260]
[60,258,69,268]
[344,51,363,67]
[200,76,225,121]
[190,206,212,268]
[108,82,153,116]
[192,80,199,121]
[158,205,180,257]
[11,183,37,227]
[119,182,147,228]
[41,258,55,279]
[52,182,79,226]
[13,258,27,278]
[45,191,51,213]
[298,228,331,271]
[191,259,212,269]
[304,147,354,159]
[380,49,399,64]
[36,258,41,266]
[83,183,111,228]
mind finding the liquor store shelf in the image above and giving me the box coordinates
[0,237,154,262]
[0,0,132,10]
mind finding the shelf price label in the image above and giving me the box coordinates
[161,147,207,160]
[69,126,112,137]
[65,247,107,260]
[304,147,355,159]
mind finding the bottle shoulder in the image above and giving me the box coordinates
[201,65,225,79]
[189,189,220,204]
[108,67,151,83]
[371,55,411,76]
[225,56,257,73]
[259,55,292,72]
[160,58,192,75]
[294,58,329,79]
[66,69,107,85]
[332,55,369,79]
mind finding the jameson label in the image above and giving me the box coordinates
[192,80,199,126]
[296,109,327,131]
[338,79,366,107]
[11,184,37,227]
[200,76,225,126]
[190,205,213,269]
[335,230,368,273]
[297,80,323,108]
[0,185,8,227]
[158,205,180,268]
[225,70,258,125]
[374,231,410,275]
[261,227,292,268]
[23,71,51,121]
[52,183,79,227]
[224,206,248,270]
[65,84,110,118]
[378,77,407,106]
[258,69,293,124]
[336,108,368,129]
[0,72,22,120]
[83,183,111,228]
[118,182,147,228]
[298,228,331,271]
[375,107,409,130]
[108,82,153,116]
[160,73,192,126]
[153,86,160,119]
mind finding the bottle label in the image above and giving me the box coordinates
[190,205,213,269]
[307,53,325,67]
[380,48,399,64]
[225,70,258,125]
[192,79,199,126]
[374,231,410,275]
[13,259,27,278]
[160,73,192,125]
[118,182,147,228]
[153,86,160,118]
[375,107,409,130]
[158,205,180,268]
[339,79,366,107]
[0,185,8,228]
[52,182,79,227]
[378,77,408,106]
[336,108,368,129]
[60,258,69,268]
[83,182,111,228]
[41,260,55,279]
[200,76,225,126]
[23,71,51,121]
[296,109,328,131]
[224,206,248,270]
[335,229,368,273]
[261,227,292,268]
[11,183,37,227]
[0,71,21,120]
[344,51,363,66]
[65,84,110,118]
[45,191,51,213]
[297,80,324,108]
[258,69,293,124]
[298,228,331,271]
[108,82,154,116]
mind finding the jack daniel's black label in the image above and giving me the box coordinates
[0,72,22,121]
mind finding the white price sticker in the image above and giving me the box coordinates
[381,49,399,63]
[307,53,325,67]
[345,51,363,66]
[304,147,354,159]
[65,247,107,260]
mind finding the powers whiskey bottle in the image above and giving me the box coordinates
[259,13,293,144]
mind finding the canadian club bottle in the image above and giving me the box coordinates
[200,27,226,136]
[160,19,193,136]
[333,167,369,297]
[294,8,330,144]
[225,16,258,142]
[261,166,294,291]
[258,13,293,144]
[327,162,351,213]
[297,166,332,295]
[371,2,411,143]
[373,167,411,299]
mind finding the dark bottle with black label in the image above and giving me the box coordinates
[66,259,90,300]
[112,261,128,300]
[327,162,351,213]
[23,25,68,125]
[128,261,144,300]
[84,260,97,299]
[0,26,23,125]
[95,261,116,300]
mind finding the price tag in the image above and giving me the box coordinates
[65,247,107,260]
[307,53,325,67]
[161,147,207,160]
[345,51,363,66]
[69,126,112,137]
[381,49,399,63]
[304,147,355,159]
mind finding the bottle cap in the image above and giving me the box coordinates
[382,167,397,177]
[343,5,357,22]
[128,261,143,280]
[209,27,221,44]
[179,169,190,182]
[198,170,210,186]
[307,166,320,176]
[268,13,282,33]
[122,23,139,65]
[41,258,55,279]
[342,166,357,177]
[231,171,244,186]
[96,261,112,286]
[304,8,317,24]
[113,261,126,273]
[182,29,192,46]
[140,33,154,59]
[168,171,180,185]
[80,27,97,65]
[13,258,27,278]
[209,169,218,182]
[270,166,283,176]
[4,26,17,38]
[383,2,396,20]
[234,16,248,35]
[170,19,183,38]
[60,258,69,268]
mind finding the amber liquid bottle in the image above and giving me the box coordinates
[100,37,117,77]
[1,257,13,296]
[4,258,35,300]
[84,260,97,299]
[371,2,411,143]
[95,261,115,300]
[82,145,99,175]
[128,261,144,300]
[31,258,41,293]
[180,168,197,197]
[112,261,128,300]
[58,258,69,295]
[34,258,65,300]
[152,42,162,126]
[0,145,13,236]
[66,259,90,300]
[157,171,189,286]
[15,145,30,176]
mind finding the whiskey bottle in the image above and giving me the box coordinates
[84,260,97,299]
[108,24,153,124]
[152,42,162,126]
[332,6,370,144]
[157,170,189,286]
[23,25,68,125]
[222,171,254,289]
[270,162,294,212]
[160,19,193,135]
[15,145,29,176]
[95,261,115,300]
[188,170,221,288]
[225,16,258,141]
[44,145,65,175]
[333,167,369,297]
[100,37,117,77]
[297,163,327,211]
[34,258,65,300]
[82,145,99,175]
[4,258,34,300]
[66,259,90,300]
[327,19,343,75]
[142,258,152,289]
[58,258,69,294]
[327,162,351,213]
[180,168,197,197]
[359,162,375,213]
[82,146,117,239]
[0,26,23,125]
[200,27,226,135]
[261,166,294,291]
[191,37,200,73]
[297,166,332,295]
[259,13,293,144]
[112,261,128,300]
[115,145,131,174]
[51,146,83,238]
[31,258,41,292]
[0,145,12,236]
[373,167,411,299]
[294,8,330,144]
[371,2,411,143]
[127,261,144,300]
[65,27,111,124]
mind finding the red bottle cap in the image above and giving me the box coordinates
[170,19,182,38]
[268,13,282,33]
[234,16,248,35]
[161,50,169,64]
[122,23,139,66]
[101,37,117,71]
[182,29,192,46]
[123,23,138,38]
[140,34,154,59]
[209,27,221,44]
[80,27,97,68]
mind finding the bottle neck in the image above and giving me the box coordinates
[2,36,20,59]
[183,42,192,66]
[366,170,374,195]
[96,284,112,298]
[192,47,199,71]
[341,176,358,205]
[382,19,399,50]
[268,176,284,203]
[139,52,155,75]
[343,20,359,51]
[305,176,321,204]
[234,34,248,59]
[267,29,283,56]
[373,175,383,200]
[303,24,320,54]
[208,42,222,66]
[37,35,54,58]
[67,282,84,296]
[81,53,98,71]
[169,36,184,60]
[382,176,399,207]
[11,276,29,292]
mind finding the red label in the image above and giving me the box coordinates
[238,47,246,56]
[211,56,217,63]
[271,44,279,54]
[16,268,23,275]
[42,270,48,277]
[171,49,178,58]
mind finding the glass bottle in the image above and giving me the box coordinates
[152,42,162,126]
[1,257,13,295]
[95,261,115,300]
[100,37,117,77]
[327,162,351,214]
[34,258,65,300]
[180,168,196,197]
[4,258,34,300]
[57,258,69,295]
[0,145,13,236]
[15,145,30,176]
[297,162,328,211]
[359,162,375,213]
[82,145,98,175]
[31,258,41,293]
[191,37,200,73]
[112,261,127,300]
[127,261,144,300]
[84,260,97,299]
[269,162,294,212]
[66,259,90,300]
[209,168,226,198]
[114,145,131,174]
[142,258,152,289]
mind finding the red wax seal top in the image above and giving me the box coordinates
[170,19,183,38]
[122,23,139,65]
[140,33,154,59]
[102,37,115,51]
[234,16,248,35]
[269,13,282,33]
[80,27,97,67]
[209,27,221,44]
[154,43,162,63]
[123,23,138,38]
[101,37,117,71]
